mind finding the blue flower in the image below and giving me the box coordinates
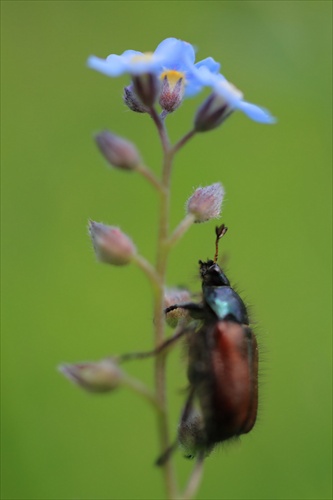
[195,66,276,124]
[87,38,186,77]
[87,38,220,98]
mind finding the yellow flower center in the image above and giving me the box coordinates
[160,70,186,88]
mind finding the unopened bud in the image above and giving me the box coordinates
[164,288,192,327]
[95,130,141,170]
[59,359,123,393]
[132,73,160,108]
[159,70,185,113]
[123,85,148,113]
[186,183,224,223]
[89,220,137,266]
[194,92,234,132]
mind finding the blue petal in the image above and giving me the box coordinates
[237,100,277,123]
[195,57,220,74]
[119,50,143,59]
[87,56,125,77]
[177,40,196,65]
[184,80,204,97]
[155,38,195,67]
[154,38,179,56]
[184,63,222,97]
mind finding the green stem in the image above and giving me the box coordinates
[136,163,166,194]
[166,214,195,249]
[172,129,196,155]
[122,373,162,413]
[150,108,202,500]
[132,254,161,291]
[149,106,170,154]
[181,453,205,500]
[150,114,179,498]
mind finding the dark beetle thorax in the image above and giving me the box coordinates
[199,260,249,325]
[204,286,249,325]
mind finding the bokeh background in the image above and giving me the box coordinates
[2,1,332,499]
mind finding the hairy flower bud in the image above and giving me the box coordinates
[164,288,192,327]
[95,130,141,170]
[159,70,185,113]
[132,72,160,108]
[186,183,224,223]
[123,85,148,113]
[89,221,137,266]
[194,92,235,132]
[59,359,123,393]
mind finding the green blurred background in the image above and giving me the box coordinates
[2,1,332,499]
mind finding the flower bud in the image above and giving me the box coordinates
[59,359,123,393]
[159,70,185,113]
[89,221,137,266]
[186,183,224,223]
[164,288,192,327]
[95,130,141,171]
[123,85,148,113]
[132,72,160,108]
[194,92,235,132]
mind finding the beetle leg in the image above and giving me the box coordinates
[116,324,193,364]
[165,302,204,319]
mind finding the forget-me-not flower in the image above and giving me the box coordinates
[88,38,184,77]
[194,66,276,124]
[88,38,220,99]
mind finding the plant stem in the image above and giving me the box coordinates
[172,129,196,155]
[132,254,161,291]
[122,373,163,412]
[151,112,203,500]
[181,453,205,500]
[149,106,170,154]
[167,214,195,249]
[136,163,166,194]
[151,111,179,499]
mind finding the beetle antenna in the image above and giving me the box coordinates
[214,224,228,263]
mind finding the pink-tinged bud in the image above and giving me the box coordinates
[59,359,123,393]
[123,85,148,113]
[159,70,185,113]
[164,288,192,327]
[186,183,224,223]
[89,221,137,266]
[132,73,160,108]
[95,130,141,171]
[194,92,234,132]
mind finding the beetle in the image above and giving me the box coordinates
[165,224,259,459]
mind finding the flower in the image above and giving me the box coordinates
[159,70,185,113]
[59,359,123,393]
[87,38,220,99]
[95,131,141,170]
[158,53,220,112]
[87,38,189,78]
[164,288,192,327]
[123,85,149,113]
[179,55,221,98]
[194,67,276,124]
[89,221,137,266]
[187,183,225,223]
